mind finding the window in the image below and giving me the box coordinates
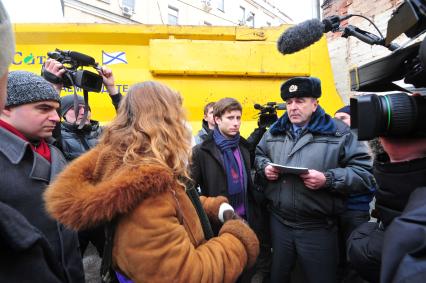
[215,0,224,11]
[122,0,135,8]
[168,6,178,25]
[239,6,245,24]
[247,12,255,27]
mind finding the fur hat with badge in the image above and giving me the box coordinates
[6,71,60,107]
[281,76,322,101]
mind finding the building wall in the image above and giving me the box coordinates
[322,0,404,103]
[63,0,292,27]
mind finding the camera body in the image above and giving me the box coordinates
[42,49,103,93]
[349,0,426,140]
[254,102,286,128]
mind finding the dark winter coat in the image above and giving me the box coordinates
[0,127,84,283]
[347,157,426,283]
[191,134,263,233]
[60,121,103,161]
[381,186,426,283]
[255,107,374,228]
[374,157,426,227]
[347,221,384,283]
[60,92,122,162]
[0,201,65,283]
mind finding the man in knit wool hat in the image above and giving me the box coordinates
[0,70,85,282]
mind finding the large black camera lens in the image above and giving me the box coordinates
[350,93,426,140]
[74,70,103,93]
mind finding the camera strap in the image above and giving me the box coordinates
[64,72,90,129]
[78,90,90,130]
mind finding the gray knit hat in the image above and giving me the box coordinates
[6,71,60,107]
[60,95,90,117]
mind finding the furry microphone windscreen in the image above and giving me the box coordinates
[277,19,325,55]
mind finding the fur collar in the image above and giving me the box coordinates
[44,148,177,230]
[269,105,337,136]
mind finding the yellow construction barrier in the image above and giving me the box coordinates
[11,24,342,137]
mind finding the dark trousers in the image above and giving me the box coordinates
[270,213,338,283]
[337,210,370,283]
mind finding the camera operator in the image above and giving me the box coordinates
[44,58,122,161]
[379,135,426,282]
[347,91,426,283]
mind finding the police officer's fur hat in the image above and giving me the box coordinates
[280,77,322,100]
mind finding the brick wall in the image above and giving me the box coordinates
[322,0,404,103]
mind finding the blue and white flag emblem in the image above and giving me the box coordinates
[102,51,127,65]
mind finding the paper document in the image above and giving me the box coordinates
[268,162,309,175]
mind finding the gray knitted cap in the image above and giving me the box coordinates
[6,71,60,107]
[60,95,91,117]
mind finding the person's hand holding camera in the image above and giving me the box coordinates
[44,58,66,93]
[97,66,118,96]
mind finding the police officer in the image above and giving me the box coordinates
[255,76,374,283]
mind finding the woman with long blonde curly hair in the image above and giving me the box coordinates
[44,81,259,283]
[100,81,192,181]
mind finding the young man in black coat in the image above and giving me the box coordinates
[191,98,256,227]
[191,97,267,282]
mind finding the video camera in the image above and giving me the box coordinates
[42,49,103,93]
[254,102,286,128]
[337,0,426,140]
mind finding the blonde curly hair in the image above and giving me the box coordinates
[100,81,192,182]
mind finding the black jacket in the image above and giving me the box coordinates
[191,134,263,232]
[60,92,122,162]
[0,201,65,283]
[381,186,426,283]
[61,121,103,161]
[347,157,426,283]
[374,157,426,227]
[0,128,84,283]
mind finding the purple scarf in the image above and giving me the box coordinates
[213,127,245,212]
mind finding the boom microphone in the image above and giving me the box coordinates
[62,50,96,66]
[277,15,352,55]
[277,19,325,55]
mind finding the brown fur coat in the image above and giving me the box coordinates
[44,146,259,283]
